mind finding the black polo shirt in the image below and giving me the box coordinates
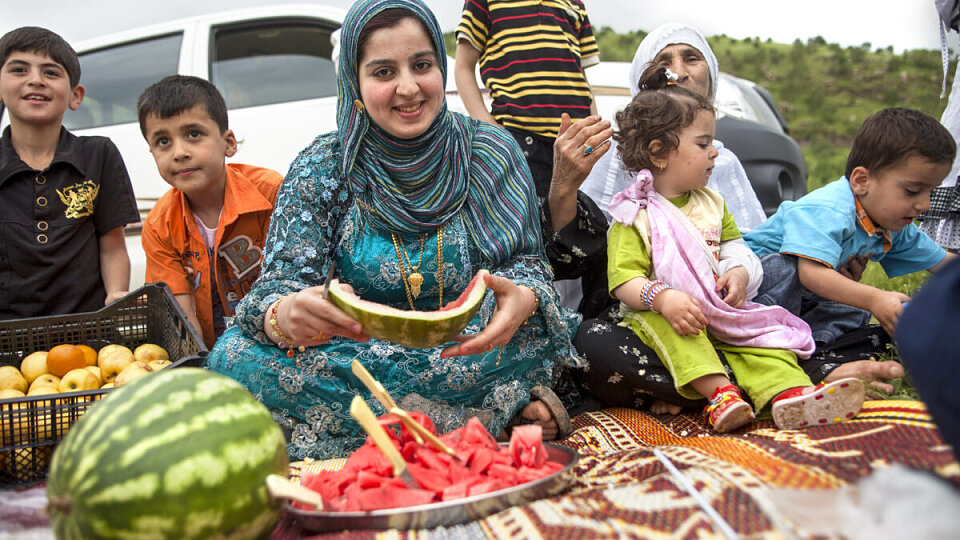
[0,126,139,320]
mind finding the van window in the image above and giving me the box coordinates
[64,34,182,130]
[211,21,337,109]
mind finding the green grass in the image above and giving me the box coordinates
[859,262,930,295]
[861,343,921,401]
[856,266,929,401]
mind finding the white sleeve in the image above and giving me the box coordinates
[707,143,768,230]
[718,237,763,300]
[939,58,960,188]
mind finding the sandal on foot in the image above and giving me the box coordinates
[771,377,865,430]
[704,385,755,433]
[501,386,573,441]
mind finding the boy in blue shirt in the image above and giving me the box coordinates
[746,107,957,347]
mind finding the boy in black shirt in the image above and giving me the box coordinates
[0,27,139,319]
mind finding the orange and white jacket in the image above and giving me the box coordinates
[143,163,282,348]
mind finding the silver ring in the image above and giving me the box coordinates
[583,145,595,156]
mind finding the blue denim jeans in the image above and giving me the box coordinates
[754,253,872,344]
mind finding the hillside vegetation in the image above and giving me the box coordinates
[593,28,951,193]
[446,29,950,192]
[444,29,952,293]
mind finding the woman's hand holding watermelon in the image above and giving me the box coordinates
[439,274,537,359]
[263,285,370,349]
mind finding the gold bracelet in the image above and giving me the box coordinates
[269,295,304,357]
[520,286,539,326]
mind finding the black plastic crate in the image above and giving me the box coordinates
[0,283,208,487]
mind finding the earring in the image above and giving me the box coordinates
[657,162,665,171]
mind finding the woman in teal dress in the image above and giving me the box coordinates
[204,0,583,460]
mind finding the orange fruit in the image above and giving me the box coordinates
[46,345,87,377]
[77,345,98,367]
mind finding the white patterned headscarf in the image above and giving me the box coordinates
[629,23,719,101]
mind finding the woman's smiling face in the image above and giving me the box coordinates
[357,17,443,140]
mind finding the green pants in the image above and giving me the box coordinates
[622,310,812,411]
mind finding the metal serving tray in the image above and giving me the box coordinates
[287,442,579,533]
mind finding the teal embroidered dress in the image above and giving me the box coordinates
[206,131,582,460]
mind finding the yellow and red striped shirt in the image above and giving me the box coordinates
[457,0,600,139]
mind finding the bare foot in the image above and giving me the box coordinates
[824,360,904,395]
[650,399,683,415]
[520,400,560,441]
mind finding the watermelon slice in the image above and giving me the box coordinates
[327,269,489,348]
[509,424,549,468]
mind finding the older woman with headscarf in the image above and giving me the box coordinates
[581,23,766,230]
[573,23,900,414]
[204,0,582,460]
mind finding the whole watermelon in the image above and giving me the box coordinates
[46,367,289,540]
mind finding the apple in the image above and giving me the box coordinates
[58,368,100,393]
[28,374,61,394]
[0,388,26,400]
[147,359,172,371]
[134,343,169,363]
[114,361,152,387]
[0,366,27,394]
[98,345,135,384]
[19,351,49,385]
[85,366,103,386]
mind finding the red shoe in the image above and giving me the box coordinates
[771,378,865,430]
[704,385,755,433]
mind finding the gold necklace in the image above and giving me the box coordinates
[392,226,444,310]
[436,226,444,308]
[393,232,426,299]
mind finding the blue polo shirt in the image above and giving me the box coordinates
[745,178,945,277]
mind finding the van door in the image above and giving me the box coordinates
[208,17,340,177]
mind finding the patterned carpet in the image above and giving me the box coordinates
[272,400,959,539]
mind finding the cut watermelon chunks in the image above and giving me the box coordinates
[297,413,563,512]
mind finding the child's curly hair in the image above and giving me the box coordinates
[614,65,715,174]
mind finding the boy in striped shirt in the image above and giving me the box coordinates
[455,0,600,198]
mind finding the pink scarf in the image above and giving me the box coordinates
[609,170,814,358]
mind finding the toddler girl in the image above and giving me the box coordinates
[607,66,865,432]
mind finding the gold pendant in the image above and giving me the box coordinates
[408,272,424,299]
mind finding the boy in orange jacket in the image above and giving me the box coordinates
[138,75,282,347]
